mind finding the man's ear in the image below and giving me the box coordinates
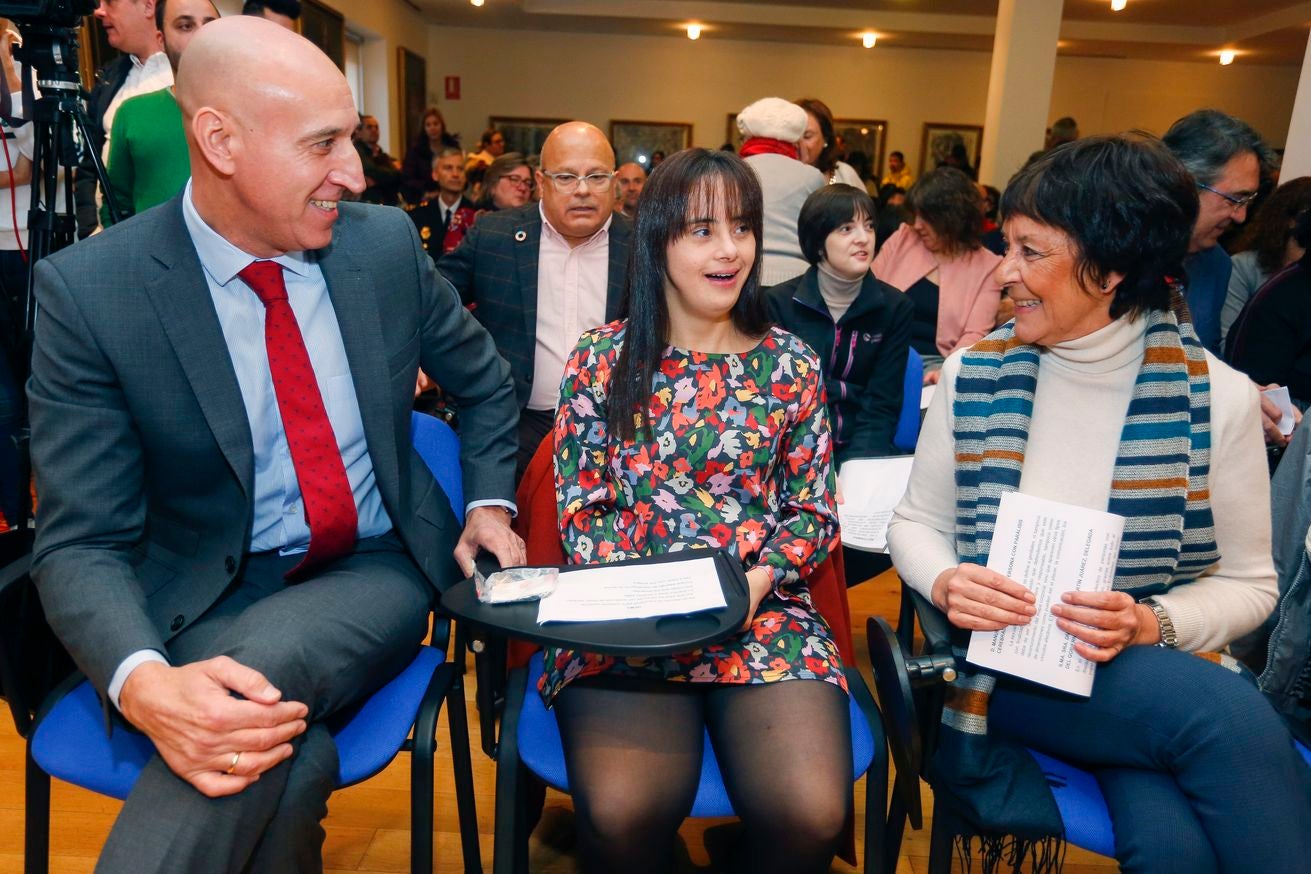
[191,107,236,176]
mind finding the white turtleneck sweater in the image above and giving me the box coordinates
[887,314,1277,653]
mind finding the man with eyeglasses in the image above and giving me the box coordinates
[439,121,632,478]
[1164,110,1274,356]
[1164,109,1300,449]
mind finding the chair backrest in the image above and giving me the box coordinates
[410,412,465,525]
[893,347,923,452]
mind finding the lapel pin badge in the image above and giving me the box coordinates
[514,230,527,242]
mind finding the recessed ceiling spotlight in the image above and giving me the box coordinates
[470,0,484,7]
[687,23,702,40]
[1111,0,1127,11]
[862,32,877,49]
[1219,49,1236,65]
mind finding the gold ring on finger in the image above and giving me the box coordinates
[226,751,242,775]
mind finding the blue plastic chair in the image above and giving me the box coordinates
[892,348,924,452]
[12,412,480,874]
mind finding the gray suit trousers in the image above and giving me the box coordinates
[95,533,432,874]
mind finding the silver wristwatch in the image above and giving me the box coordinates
[1141,597,1177,648]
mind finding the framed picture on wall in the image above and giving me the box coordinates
[833,118,887,185]
[919,122,984,176]
[490,117,568,157]
[397,48,427,154]
[610,120,692,167]
[299,0,345,71]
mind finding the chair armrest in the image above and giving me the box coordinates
[905,585,954,654]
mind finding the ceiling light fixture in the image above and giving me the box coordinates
[687,23,702,40]
[1111,0,1126,11]
[470,0,484,7]
[1219,49,1236,65]
[862,32,877,49]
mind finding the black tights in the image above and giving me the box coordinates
[554,677,853,874]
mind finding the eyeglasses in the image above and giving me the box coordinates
[1197,182,1258,210]
[502,174,533,189]
[541,170,616,193]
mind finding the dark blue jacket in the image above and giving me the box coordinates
[766,266,912,462]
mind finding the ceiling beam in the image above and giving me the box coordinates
[1226,0,1311,42]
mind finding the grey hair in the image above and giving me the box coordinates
[431,146,464,166]
[1162,109,1277,186]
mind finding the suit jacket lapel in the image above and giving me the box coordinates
[605,215,630,320]
[318,224,400,505]
[514,211,541,341]
[143,201,254,496]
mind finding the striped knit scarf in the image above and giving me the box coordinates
[932,302,1220,872]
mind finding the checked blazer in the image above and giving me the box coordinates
[436,203,632,408]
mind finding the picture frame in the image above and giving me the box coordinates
[833,118,887,186]
[299,0,345,71]
[397,48,427,154]
[919,122,984,176]
[610,120,693,168]
[490,117,568,158]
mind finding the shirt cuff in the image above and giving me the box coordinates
[107,649,170,712]
[466,498,517,518]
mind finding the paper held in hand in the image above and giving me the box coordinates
[536,554,727,624]
[837,456,915,553]
[966,492,1125,697]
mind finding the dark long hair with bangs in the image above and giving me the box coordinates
[608,148,768,441]
[1000,134,1198,320]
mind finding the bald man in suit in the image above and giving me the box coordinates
[28,18,521,872]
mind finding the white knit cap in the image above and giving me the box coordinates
[736,97,807,142]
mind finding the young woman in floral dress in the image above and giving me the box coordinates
[543,148,853,874]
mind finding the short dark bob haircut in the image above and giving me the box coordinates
[609,148,768,441]
[904,167,983,255]
[798,184,877,266]
[1000,134,1199,320]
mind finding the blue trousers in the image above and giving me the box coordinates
[991,645,1311,874]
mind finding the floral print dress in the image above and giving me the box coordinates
[539,321,847,705]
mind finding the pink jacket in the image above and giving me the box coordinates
[872,224,1002,357]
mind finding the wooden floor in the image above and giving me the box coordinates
[0,569,1118,873]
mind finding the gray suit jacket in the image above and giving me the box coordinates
[28,197,518,699]
[436,203,631,407]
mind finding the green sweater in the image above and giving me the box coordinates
[103,88,190,226]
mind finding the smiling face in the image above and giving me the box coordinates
[823,210,874,280]
[664,179,757,327]
[997,215,1118,347]
[799,111,824,166]
[1191,150,1259,252]
[538,122,615,243]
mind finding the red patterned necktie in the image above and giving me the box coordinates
[239,260,358,576]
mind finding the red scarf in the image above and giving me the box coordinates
[738,137,798,160]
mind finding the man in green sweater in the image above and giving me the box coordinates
[103,0,219,226]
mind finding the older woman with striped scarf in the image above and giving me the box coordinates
[888,135,1311,873]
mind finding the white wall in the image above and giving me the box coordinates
[424,23,1301,178]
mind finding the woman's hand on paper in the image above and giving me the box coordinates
[740,567,774,631]
[1050,591,1157,662]
[932,563,1036,631]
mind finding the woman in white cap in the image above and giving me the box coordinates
[737,97,826,285]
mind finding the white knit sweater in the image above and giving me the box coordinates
[887,314,1277,652]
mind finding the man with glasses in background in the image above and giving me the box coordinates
[439,121,632,478]
[1164,110,1274,356]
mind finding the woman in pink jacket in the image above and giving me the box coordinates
[872,167,1002,383]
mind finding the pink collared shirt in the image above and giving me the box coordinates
[528,204,612,410]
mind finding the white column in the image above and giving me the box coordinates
[1279,30,1311,183]
[977,0,1065,187]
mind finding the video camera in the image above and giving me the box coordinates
[0,1,96,29]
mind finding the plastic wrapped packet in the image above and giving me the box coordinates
[474,565,559,604]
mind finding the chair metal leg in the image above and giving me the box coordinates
[883,789,908,874]
[24,743,49,874]
[410,664,449,874]
[864,729,888,874]
[445,670,482,874]
[927,805,955,874]
[492,665,528,874]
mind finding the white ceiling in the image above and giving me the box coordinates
[412,0,1311,65]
